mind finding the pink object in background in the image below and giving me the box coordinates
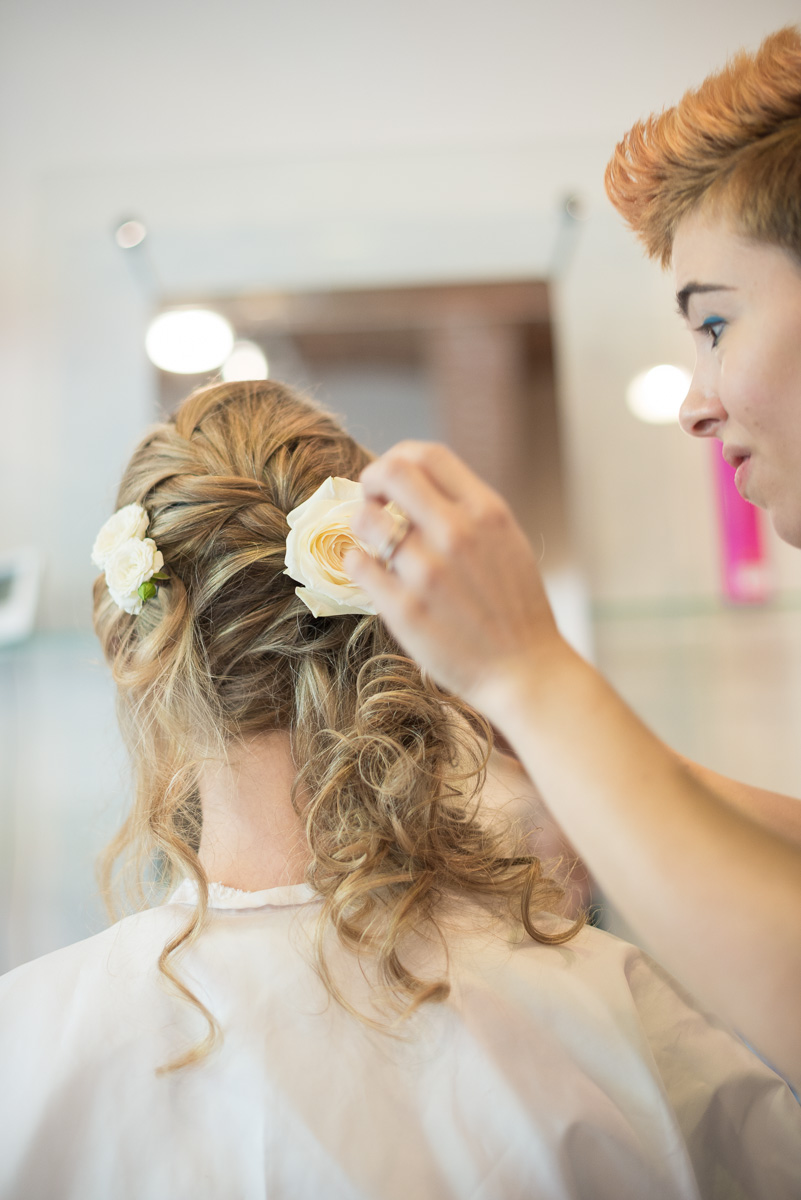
[712,441,771,604]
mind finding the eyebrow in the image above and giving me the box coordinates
[675,283,734,319]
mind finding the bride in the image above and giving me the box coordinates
[0,380,798,1199]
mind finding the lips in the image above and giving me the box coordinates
[722,445,751,471]
[734,457,752,494]
[720,445,753,498]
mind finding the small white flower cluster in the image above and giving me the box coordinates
[91,503,166,615]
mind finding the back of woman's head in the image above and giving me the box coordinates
[94,380,577,1066]
[95,380,372,751]
[604,26,801,266]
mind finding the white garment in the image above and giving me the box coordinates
[0,880,798,1200]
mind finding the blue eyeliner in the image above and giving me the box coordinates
[700,316,725,346]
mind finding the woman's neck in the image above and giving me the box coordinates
[197,731,310,891]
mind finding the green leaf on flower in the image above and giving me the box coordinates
[152,571,170,581]
[138,580,158,603]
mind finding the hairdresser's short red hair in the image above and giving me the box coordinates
[605,27,801,266]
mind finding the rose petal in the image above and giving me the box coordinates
[91,503,149,570]
[328,477,364,502]
[108,586,144,615]
[295,586,376,619]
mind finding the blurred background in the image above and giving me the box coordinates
[3,0,801,970]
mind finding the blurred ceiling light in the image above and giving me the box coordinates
[145,309,235,374]
[115,219,147,249]
[221,340,269,382]
[626,364,691,425]
[563,193,588,222]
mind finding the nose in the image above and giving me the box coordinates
[678,370,727,438]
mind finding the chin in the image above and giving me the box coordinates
[768,506,801,550]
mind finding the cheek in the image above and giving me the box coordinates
[720,337,775,432]
[718,359,752,427]
[729,351,801,465]
[745,313,801,430]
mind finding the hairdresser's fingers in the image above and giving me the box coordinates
[344,544,408,615]
[358,451,457,538]
[345,535,464,667]
[349,498,402,557]
[350,490,476,599]
[361,441,499,511]
[346,485,560,720]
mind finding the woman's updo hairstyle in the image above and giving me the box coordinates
[94,380,579,1068]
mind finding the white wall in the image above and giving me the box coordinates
[3,0,801,628]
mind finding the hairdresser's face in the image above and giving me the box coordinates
[675,212,801,547]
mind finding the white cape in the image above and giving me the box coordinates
[0,880,799,1200]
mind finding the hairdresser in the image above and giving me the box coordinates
[347,26,801,1090]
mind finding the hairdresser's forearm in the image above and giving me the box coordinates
[488,639,801,1086]
[678,755,801,848]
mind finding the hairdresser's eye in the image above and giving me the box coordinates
[697,317,725,348]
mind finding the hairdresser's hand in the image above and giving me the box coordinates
[345,442,571,723]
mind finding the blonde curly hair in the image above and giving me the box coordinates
[604,26,801,266]
[94,380,581,1070]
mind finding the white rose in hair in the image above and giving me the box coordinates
[91,503,149,570]
[105,537,164,615]
[284,477,377,618]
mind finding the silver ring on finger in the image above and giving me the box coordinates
[377,510,411,567]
